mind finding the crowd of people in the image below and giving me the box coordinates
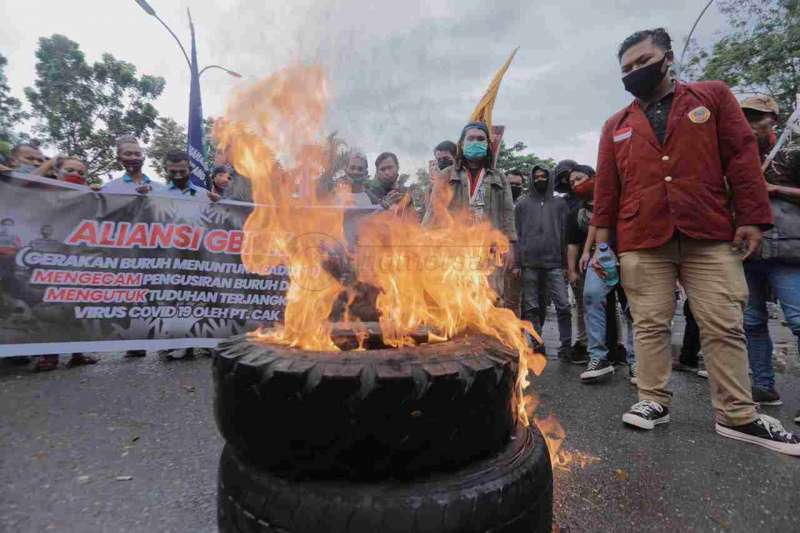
[1,26,799,456]
[420,27,800,457]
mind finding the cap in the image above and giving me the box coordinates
[740,95,780,117]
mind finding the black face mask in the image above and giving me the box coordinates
[532,180,548,193]
[437,157,454,170]
[622,55,668,99]
[510,185,522,201]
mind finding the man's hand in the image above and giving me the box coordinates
[381,189,405,209]
[766,182,782,196]
[732,225,763,260]
[135,185,152,194]
[208,191,221,202]
[579,251,591,272]
[567,269,580,285]
[590,248,607,278]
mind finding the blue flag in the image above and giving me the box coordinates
[187,16,207,188]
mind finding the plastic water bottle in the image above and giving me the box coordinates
[597,243,619,287]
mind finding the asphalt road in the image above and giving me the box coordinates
[1,311,799,532]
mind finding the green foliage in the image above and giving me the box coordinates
[495,140,554,175]
[684,0,800,123]
[148,117,186,178]
[24,35,165,178]
[414,167,432,190]
[0,53,29,143]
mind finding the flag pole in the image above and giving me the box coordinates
[186,8,208,188]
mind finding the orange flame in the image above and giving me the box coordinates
[214,65,342,351]
[215,64,555,433]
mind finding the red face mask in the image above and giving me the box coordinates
[573,178,595,199]
[62,174,87,185]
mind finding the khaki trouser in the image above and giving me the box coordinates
[619,236,757,426]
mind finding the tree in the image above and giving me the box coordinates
[148,117,186,178]
[24,35,165,178]
[0,53,29,143]
[414,167,432,191]
[684,0,800,123]
[495,141,554,175]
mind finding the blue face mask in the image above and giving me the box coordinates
[15,163,37,174]
[463,141,488,160]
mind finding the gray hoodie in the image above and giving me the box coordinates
[514,165,569,269]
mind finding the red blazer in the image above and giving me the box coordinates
[592,80,772,253]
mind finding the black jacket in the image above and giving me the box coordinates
[514,165,569,269]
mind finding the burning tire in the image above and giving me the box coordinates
[218,425,553,533]
[213,333,517,479]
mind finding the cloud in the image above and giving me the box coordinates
[542,130,601,168]
[2,0,728,175]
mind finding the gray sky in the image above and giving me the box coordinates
[1,0,728,175]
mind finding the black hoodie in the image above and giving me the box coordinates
[513,165,570,269]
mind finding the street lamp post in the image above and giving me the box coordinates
[133,0,240,187]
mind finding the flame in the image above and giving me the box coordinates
[215,64,558,440]
[214,65,342,351]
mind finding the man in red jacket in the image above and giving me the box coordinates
[592,27,800,455]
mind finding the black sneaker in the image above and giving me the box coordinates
[580,359,614,382]
[571,341,587,356]
[622,400,670,430]
[557,346,572,362]
[124,350,146,358]
[716,415,800,456]
[672,360,698,372]
[751,387,783,406]
[570,348,589,365]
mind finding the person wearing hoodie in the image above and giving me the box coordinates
[514,164,571,358]
[554,159,581,211]
[423,121,517,300]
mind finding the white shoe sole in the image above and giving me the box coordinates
[622,413,669,430]
[629,377,637,385]
[580,366,614,381]
[715,424,800,456]
[757,400,784,407]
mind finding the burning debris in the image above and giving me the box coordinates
[213,62,558,431]
[211,53,566,533]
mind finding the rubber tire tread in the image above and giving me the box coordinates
[213,334,517,480]
[218,425,553,533]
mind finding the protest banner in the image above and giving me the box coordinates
[0,172,375,356]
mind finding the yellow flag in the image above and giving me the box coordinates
[469,47,519,138]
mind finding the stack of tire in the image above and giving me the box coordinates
[213,334,553,532]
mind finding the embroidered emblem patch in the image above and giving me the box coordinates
[688,106,711,124]
[613,127,632,143]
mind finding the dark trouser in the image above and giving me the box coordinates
[521,267,572,351]
[743,260,800,390]
[680,298,701,366]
